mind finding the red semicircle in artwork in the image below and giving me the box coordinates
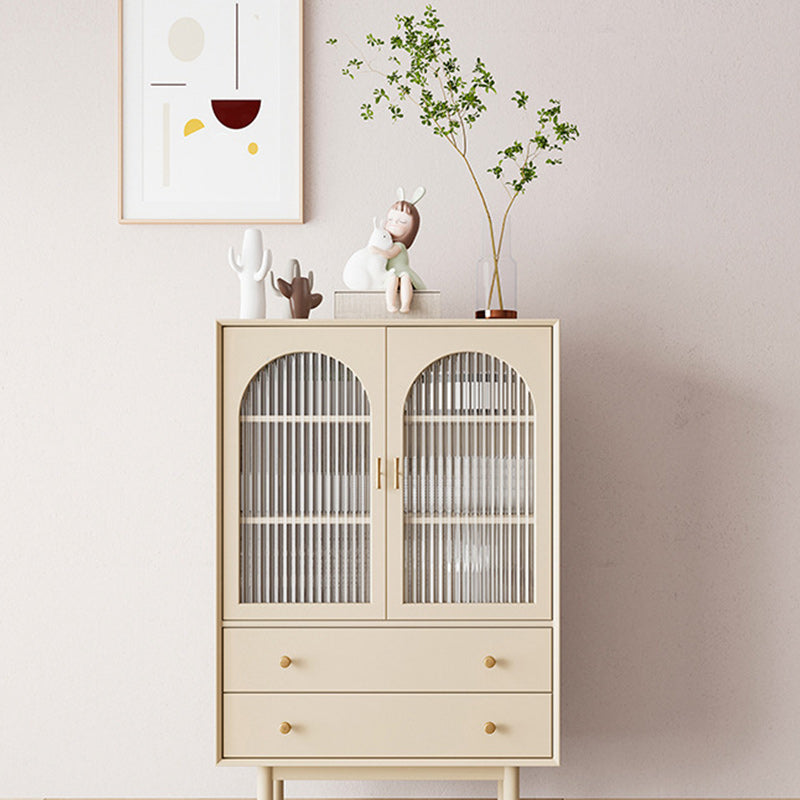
[211,99,262,129]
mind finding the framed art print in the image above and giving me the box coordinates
[119,0,302,223]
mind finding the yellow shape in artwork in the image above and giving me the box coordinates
[248,142,259,155]
[184,118,205,136]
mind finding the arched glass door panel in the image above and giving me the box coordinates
[403,352,535,604]
[239,352,371,604]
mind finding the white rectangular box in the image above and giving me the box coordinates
[333,290,441,319]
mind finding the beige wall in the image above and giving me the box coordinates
[2,0,800,796]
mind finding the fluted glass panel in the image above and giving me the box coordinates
[239,352,370,603]
[403,352,535,603]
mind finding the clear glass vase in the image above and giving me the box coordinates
[475,222,517,319]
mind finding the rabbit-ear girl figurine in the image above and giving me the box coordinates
[371,186,426,313]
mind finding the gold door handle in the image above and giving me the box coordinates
[279,655,292,669]
[376,457,383,490]
[279,721,292,735]
[393,457,401,490]
[484,721,497,735]
[484,655,497,669]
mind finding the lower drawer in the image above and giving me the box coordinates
[223,693,552,759]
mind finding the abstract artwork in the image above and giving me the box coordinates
[120,0,302,223]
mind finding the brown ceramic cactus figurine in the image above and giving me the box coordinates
[272,259,323,319]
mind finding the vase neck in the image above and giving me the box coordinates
[481,217,513,262]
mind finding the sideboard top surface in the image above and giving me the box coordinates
[217,318,559,328]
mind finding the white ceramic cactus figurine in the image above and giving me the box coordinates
[228,228,272,318]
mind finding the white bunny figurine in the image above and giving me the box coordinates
[342,217,393,290]
[229,228,272,318]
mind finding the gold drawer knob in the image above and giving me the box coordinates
[279,721,292,735]
[483,655,497,669]
[279,655,292,669]
[484,721,497,735]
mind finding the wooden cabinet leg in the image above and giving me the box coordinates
[256,767,273,800]
[273,779,284,800]
[502,767,519,800]
[497,779,504,800]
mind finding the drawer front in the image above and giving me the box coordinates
[223,692,552,758]
[223,627,551,693]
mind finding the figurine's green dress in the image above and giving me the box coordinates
[386,243,426,289]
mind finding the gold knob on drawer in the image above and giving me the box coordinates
[279,721,292,735]
[483,655,497,668]
[279,655,292,668]
[484,721,497,735]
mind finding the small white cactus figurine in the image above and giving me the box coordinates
[228,228,272,318]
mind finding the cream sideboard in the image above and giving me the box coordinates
[216,319,560,800]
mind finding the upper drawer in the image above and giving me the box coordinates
[223,627,551,693]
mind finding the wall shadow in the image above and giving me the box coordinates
[557,332,780,776]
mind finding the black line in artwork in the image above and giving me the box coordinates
[235,2,240,91]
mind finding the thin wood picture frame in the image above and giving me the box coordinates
[119,0,303,224]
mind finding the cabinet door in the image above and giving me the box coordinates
[386,326,553,620]
[220,325,386,619]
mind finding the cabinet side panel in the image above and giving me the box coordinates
[216,322,224,762]
[551,320,560,763]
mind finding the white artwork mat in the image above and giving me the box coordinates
[120,0,302,222]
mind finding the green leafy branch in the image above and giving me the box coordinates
[328,5,579,310]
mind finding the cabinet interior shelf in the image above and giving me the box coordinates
[242,515,371,525]
[242,514,535,525]
[241,416,533,424]
[241,415,370,423]
[405,415,534,423]
[406,514,535,524]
